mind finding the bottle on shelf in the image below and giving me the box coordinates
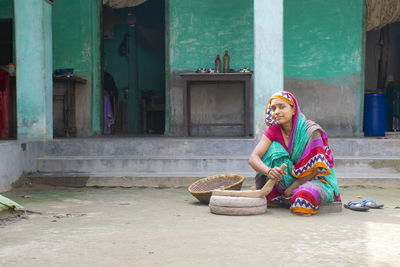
[214,54,221,73]
[223,50,230,73]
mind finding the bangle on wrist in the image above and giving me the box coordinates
[266,168,272,177]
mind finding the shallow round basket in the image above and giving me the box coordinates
[188,174,245,204]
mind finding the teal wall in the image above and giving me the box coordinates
[53,1,92,76]
[104,0,165,133]
[0,0,13,18]
[284,0,365,136]
[136,1,165,97]
[53,0,101,134]
[167,0,254,135]
[104,23,129,97]
[169,0,253,72]
[284,0,363,82]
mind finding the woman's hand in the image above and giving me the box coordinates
[284,187,294,198]
[267,166,287,182]
[284,179,302,198]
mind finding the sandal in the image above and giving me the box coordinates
[344,201,370,212]
[361,200,384,209]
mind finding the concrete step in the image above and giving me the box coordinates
[44,138,256,157]
[26,171,255,188]
[329,138,400,156]
[34,155,400,187]
[26,170,400,188]
[44,137,400,157]
[37,155,254,173]
[37,155,400,174]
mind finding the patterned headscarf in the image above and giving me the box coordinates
[265,91,298,127]
[265,91,299,152]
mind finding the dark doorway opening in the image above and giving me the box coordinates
[0,18,16,140]
[365,22,400,134]
[101,0,165,136]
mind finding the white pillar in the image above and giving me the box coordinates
[254,0,283,137]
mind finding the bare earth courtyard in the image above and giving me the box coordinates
[1,186,399,267]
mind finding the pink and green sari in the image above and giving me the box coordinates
[261,91,341,216]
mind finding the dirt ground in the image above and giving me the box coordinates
[1,186,399,267]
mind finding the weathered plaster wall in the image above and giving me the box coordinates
[167,0,253,135]
[284,0,365,137]
[0,141,44,192]
[14,0,53,140]
[0,2,48,191]
[52,0,101,136]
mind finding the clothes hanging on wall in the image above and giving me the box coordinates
[0,69,9,139]
[367,0,400,31]
[103,94,115,134]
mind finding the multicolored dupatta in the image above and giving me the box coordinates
[263,91,339,198]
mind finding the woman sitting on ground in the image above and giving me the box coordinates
[248,91,341,216]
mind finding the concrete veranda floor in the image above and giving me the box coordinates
[1,186,400,267]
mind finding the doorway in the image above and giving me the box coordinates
[0,18,16,140]
[102,0,165,135]
[365,22,400,133]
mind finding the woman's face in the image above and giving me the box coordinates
[270,98,295,125]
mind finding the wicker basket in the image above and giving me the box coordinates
[188,174,245,204]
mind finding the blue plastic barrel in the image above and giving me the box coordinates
[363,94,388,136]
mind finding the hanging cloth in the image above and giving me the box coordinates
[103,94,115,134]
[367,0,400,31]
[0,69,9,139]
[103,0,148,8]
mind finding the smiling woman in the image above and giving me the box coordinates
[268,98,295,141]
[248,91,341,216]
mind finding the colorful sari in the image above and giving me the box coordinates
[259,91,341,216]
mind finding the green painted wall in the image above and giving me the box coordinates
[284,0,363,83]
[53,1,92,76]
[104,0,165,133]
[169,0,253,72]
[53,0,101,134]
[167,0,253,135]
[0,0,13,18]
[284,0,365,137]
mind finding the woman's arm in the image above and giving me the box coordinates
[284,169,317,197]
[248,135,286,181]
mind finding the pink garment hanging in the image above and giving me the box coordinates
[0,69,9,139]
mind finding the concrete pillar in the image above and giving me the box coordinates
[254,0,283,137]
[14,0,53,139]
[91,0,102,134]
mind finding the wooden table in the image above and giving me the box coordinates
[180,72,252,137]
[53,76,86,137]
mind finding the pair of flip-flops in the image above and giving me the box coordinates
[344,200,384,211]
